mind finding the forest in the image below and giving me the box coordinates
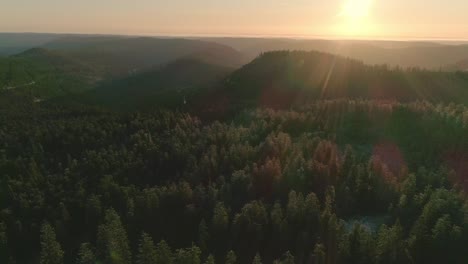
[1,38,468,263]
[0,98,467,263]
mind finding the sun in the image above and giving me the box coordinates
[337,0,374,37]
[340,0,372,21]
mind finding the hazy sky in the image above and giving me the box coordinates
[2,0,468,40]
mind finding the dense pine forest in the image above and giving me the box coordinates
[1,38,468,263]
[1,98,467,263]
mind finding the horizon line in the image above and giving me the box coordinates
[2,30,468,43]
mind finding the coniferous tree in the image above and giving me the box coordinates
[225,250,237,264]
[197,219,209,253]
[155,240,173,264]
[76,243,95,264]
[39,222,64,264]
[274,251,295,264]
[252,253,262,264]
[96,209,132,264]
[0,222,7,263]
[173,244,201,264]
[313,244,326,264]
[212,202,229,242]
[375,222,408,264]
[204,254,215,264]
[136,232,157,264]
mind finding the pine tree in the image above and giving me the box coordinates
[313,243,326,264]
[136,232,157,264]
[225,250,237,264]
[0,222,7,263]
[173,245,201,264]
[197,219,209,253]
[39,222,64,264]
[96,209,132,264]
[155,240,173,264]
[204,254,215,264]
[252,253,262,264]
[278,251,295,264]
[76,243,95,264]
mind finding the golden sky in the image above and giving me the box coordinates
[2,0,468,40]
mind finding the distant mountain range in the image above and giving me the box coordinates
[1,33,468,112]
[0,36,243,101]
[3,33,468,70]
[205,37,468,70]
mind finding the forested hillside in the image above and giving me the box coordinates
[0,37,243,103]
[200,51,468,115]
[78,59,234,110]
[0,99,467,263]
[0,48,97,99]
[44,37,243,76]
[207,38,468,70]
[1,39,468,264]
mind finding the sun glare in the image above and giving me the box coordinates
[340,0,372,20]
[337,0,374,37]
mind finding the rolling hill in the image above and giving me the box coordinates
[70,59,234,110]
[197,50,468,113]
[0,48,98,99]
[0,36,244,102]
[42,36,244,76]
[0,32,62,56]
[207,38,468,70]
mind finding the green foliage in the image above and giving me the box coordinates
[155,240,173,264]
[76,243,95,264]
[136,233,157,264]
[375,222,408,264]
[274,251,295,264]
[225,250,237,264]
[197,219,209,253]
[39,222,64,264]
[313,244,326,264]
[252,253,262,264]
[203,255,215,264]
[0,99,467,263]
[173,245,201,264]
[96,209,132,264]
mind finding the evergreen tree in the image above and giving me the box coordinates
[155,240,173,264]
[252,253,262,264]
[0,222,7,263]
[39,222,64,264]
[375,222,408,264]
[136,232,157,264]
[76,243,95,264]
[274,251,295,264]
[212,202,229,253]
[197,219,209,253]
[204,254,215,264]
[173,245,201,264]
[96,209,132,264]
[225,250,237,264]
[313,243,326,264]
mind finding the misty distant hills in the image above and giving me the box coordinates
[206,38,468,70]
[0,36,243,100]
[3,33,468,70]
[42,37,243,76]
[445,59,468,72]
[0,33,62,56]
[2,33,468,112]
